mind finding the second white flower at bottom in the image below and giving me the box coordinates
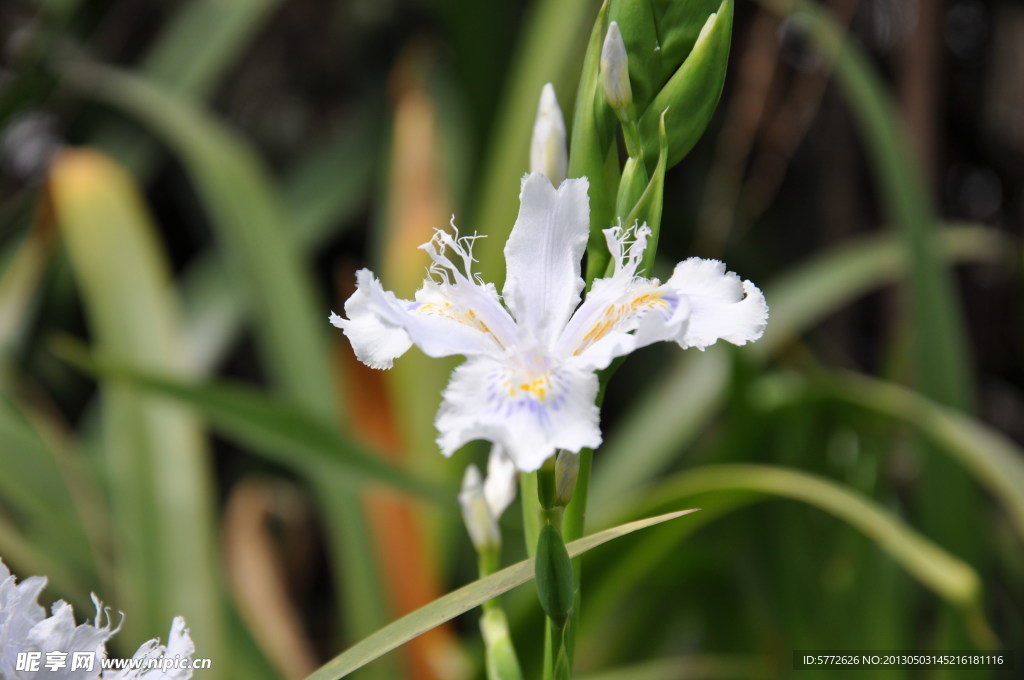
[331,173,768,472]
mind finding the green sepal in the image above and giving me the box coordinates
[649,0,725,86]
[631,111,668,276]
[614,155,650,229]
[535,525,575,627]
[638,0,733,169]
[537,455,558,510]
[569,1,620,284]
[583,150,624,284]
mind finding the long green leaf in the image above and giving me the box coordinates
[591,226,1009,514]
[180,108,380,373]
[49,150,224,663]
[52,341,449,504]
[757,371,1024,543]
[0,227,50,370]
[615,464,981,609]
[60,59,390,641]
[63,60,334,408]
[304,509,698,680]
[0,397,103,592]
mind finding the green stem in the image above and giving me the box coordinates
[621,119,643,159]
[520,470,541,557]
[478,539,523,680]
[536,462,577,679]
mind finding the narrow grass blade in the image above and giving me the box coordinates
[0,397,101,586]
[303,509,699,680]
[621,464,981,609]
[62,60,334,408]
[48,150,224,663]
[0,226,52,369]
[758,371,1024,544]
[181,109,380,372]
[52,340,448,504]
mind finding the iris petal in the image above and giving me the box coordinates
[665,258,768,350]
[502,174,590,345]
[332,268,512,369]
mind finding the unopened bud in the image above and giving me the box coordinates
[529,83,568,185]
[484,445,518,519]
[601,22,633,121]
[459,447,518,553]
[459,464,500,551]
[554,450,579,507]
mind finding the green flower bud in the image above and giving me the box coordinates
[459,464,501,552]
[535,525,574,627]
[554,450,580,508]
[530,83,568,185]
[600,21,634,122]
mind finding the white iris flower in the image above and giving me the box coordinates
[0,560,195,680]
[331,173,768,472]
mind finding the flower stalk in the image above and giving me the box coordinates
[459,449,524,680]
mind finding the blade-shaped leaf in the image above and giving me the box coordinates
[48,150,224,662]
[614,464,980,609]
[473,0,596,282]
[0,396,103,595]
[304,509,698,680]
[757,371,1024,543]
[52,340,449,504]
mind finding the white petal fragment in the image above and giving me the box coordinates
[107,616,196,680]
[666,258,769,350]
[330,299,411,371]
[502,174,590,345]
[0,559,196,680]
[436,356,601,472]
